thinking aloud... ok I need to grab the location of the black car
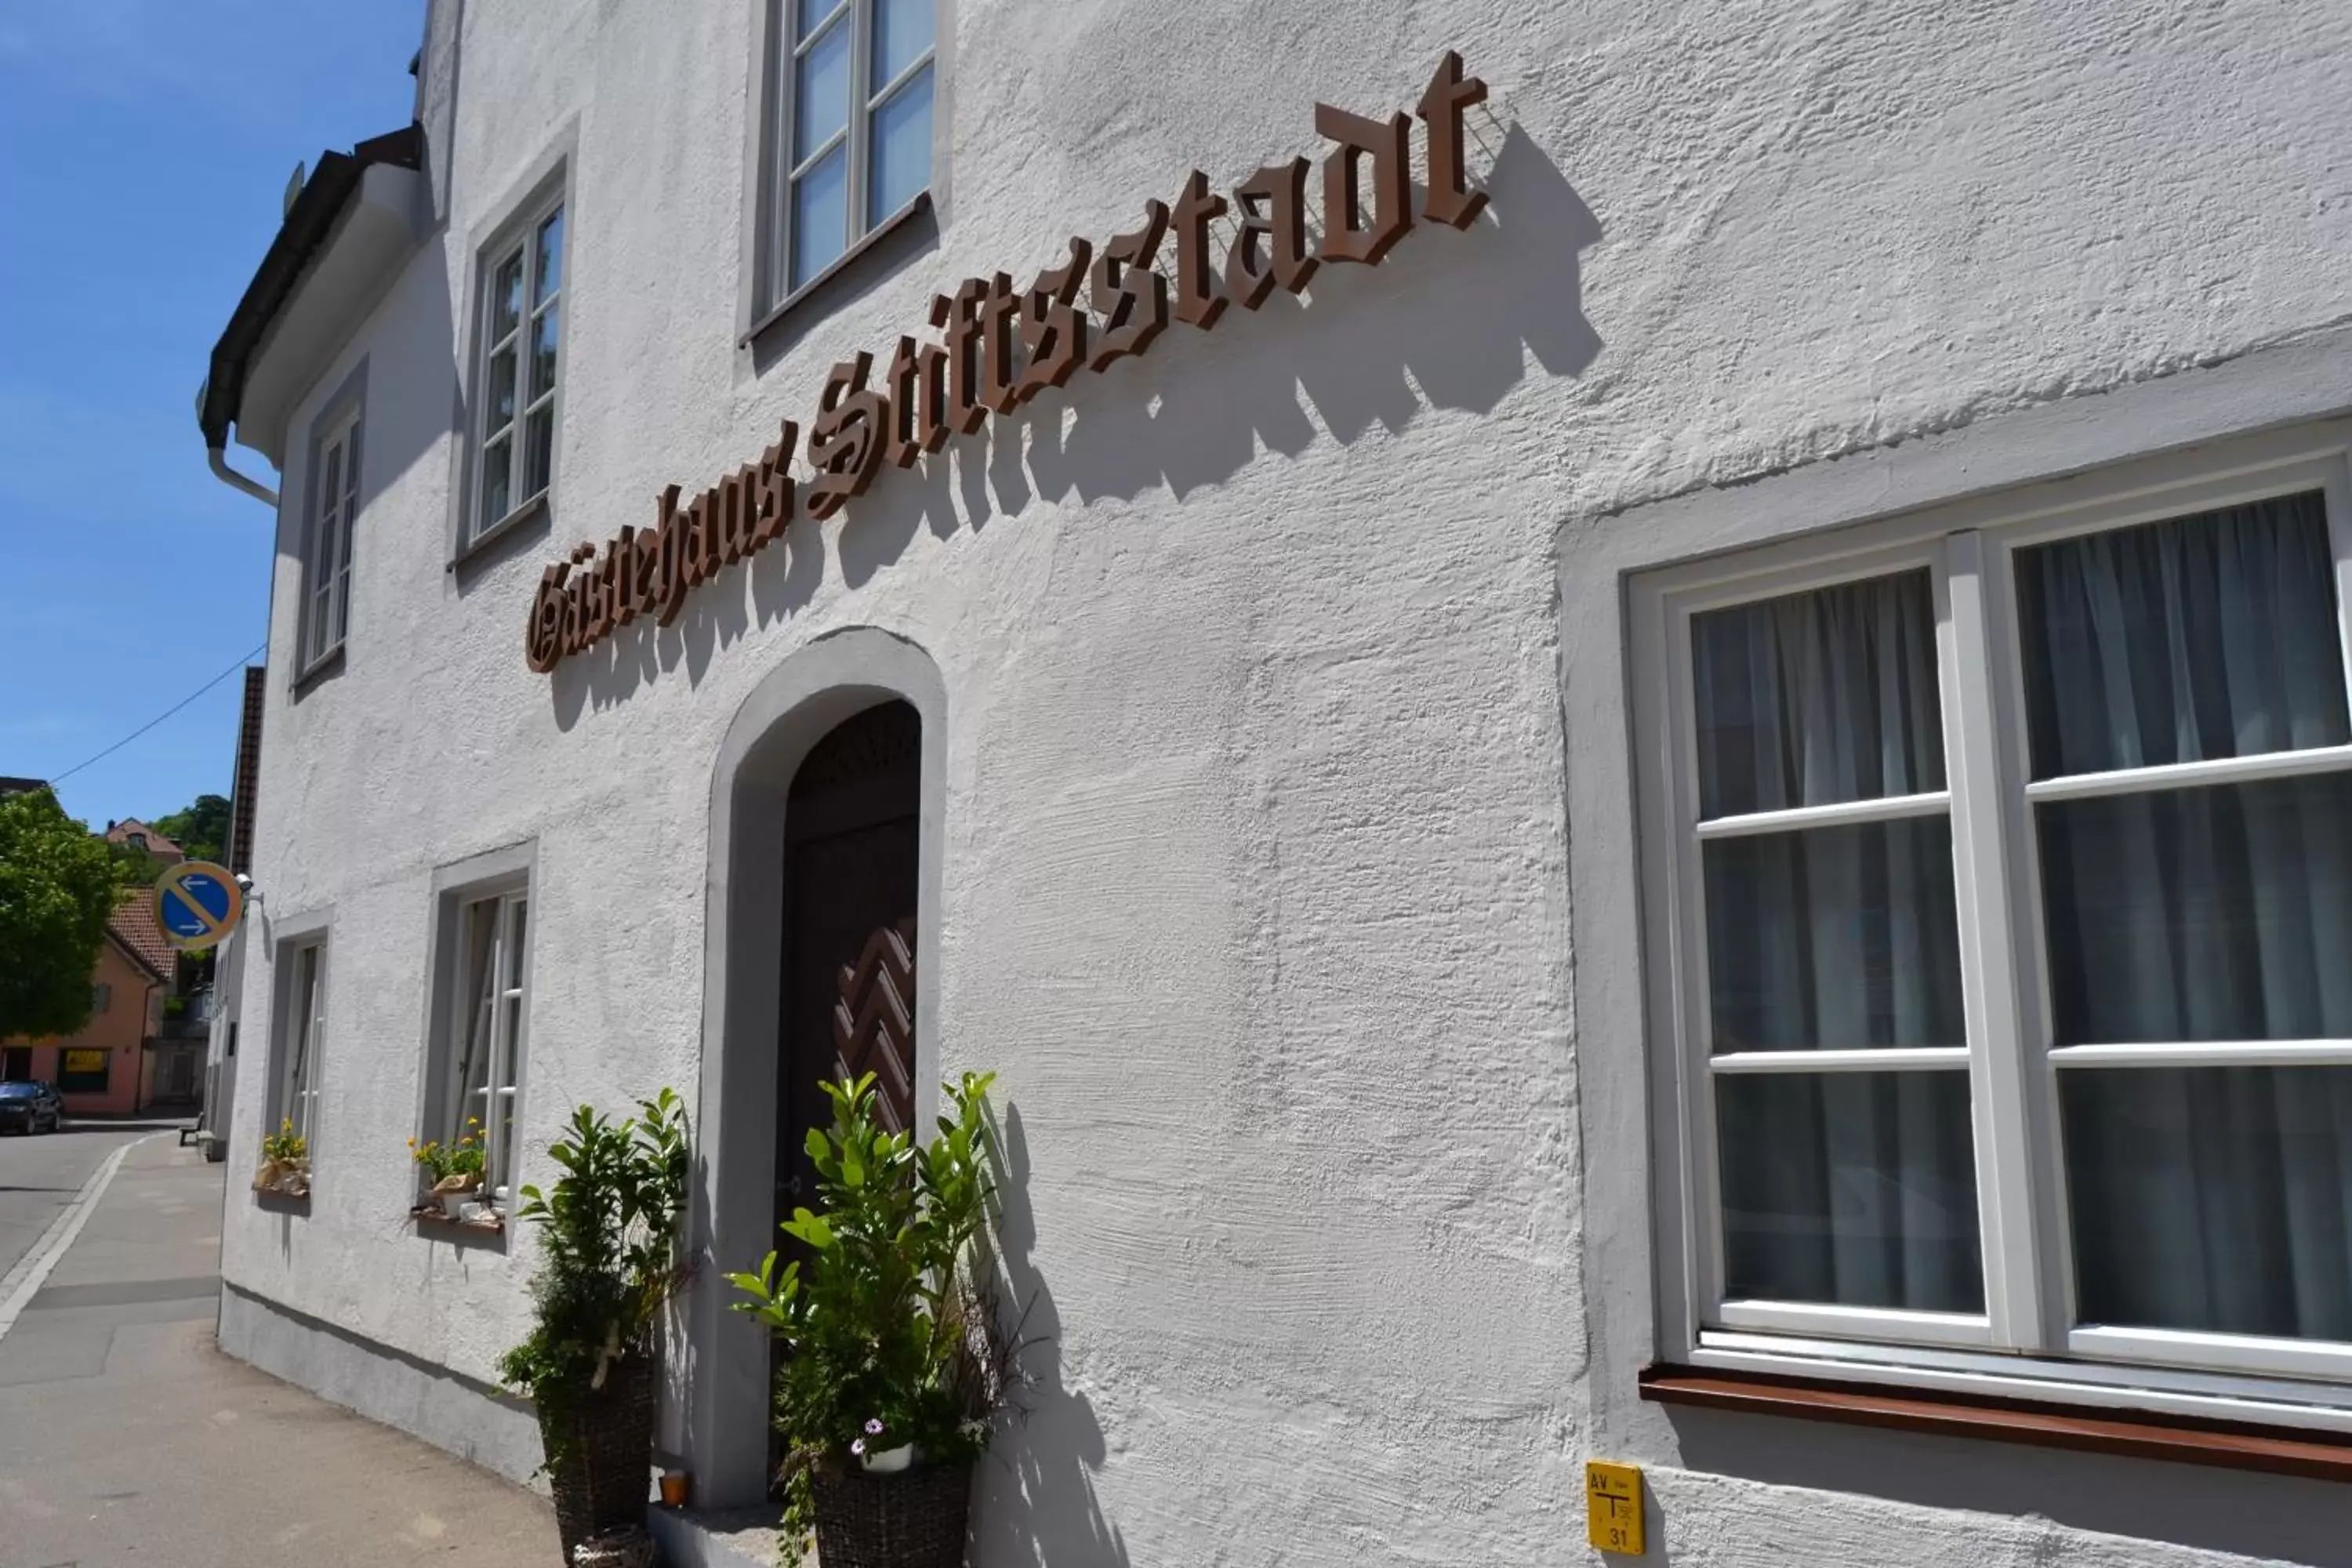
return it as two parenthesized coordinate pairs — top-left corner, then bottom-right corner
(0, 1081), (62, 1134)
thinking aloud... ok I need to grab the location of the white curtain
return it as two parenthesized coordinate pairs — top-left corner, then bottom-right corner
(2020, 492), (2352, 1339)
(1693, 572), (1980, 1312)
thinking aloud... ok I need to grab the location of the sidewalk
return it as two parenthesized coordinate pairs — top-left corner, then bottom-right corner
(0, 1137), (561, 1566)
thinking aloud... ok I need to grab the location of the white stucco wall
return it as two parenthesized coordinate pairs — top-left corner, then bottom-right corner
(219, 1), (2352, 1563)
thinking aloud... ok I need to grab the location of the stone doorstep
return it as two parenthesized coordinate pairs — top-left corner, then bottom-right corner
(648, 1501), (804, 1568)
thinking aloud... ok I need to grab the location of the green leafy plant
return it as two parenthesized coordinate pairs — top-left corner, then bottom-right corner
(261, 1118), (307, 1165)
(408, 1118), (488, 1186)
(728, 1071), (1025, 1540)
(497, 1088), (691, 1454)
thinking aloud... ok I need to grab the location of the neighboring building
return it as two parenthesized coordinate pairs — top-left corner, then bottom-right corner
(0, 777), (46, 799)
(2, 894), (173, 1115)
(104, 818), (186, 866)
(196, 4), (2352, 1565)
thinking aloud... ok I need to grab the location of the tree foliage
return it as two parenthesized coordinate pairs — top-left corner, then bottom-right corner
(0, 789), (130, 1041)
(152, 793), (230, 866)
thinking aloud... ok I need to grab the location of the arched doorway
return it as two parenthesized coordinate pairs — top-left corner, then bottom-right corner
(686, 628), (947, 1509)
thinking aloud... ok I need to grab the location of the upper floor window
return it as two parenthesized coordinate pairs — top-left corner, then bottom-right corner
(1636, 438), (2352, 1408)
(760, 0), (935, 311)
(470, 196), (564, 547)
(301, 408), (361, 670)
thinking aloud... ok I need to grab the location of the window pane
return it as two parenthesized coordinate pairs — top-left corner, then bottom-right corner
(341, 422), (363, 514)
(872, 0), (932, 89)
(482, 434), (513, 525)
(2040, 772), (2352, 1044)
(2016, 492), (2347, 781)
(490, 248), (524, 343)
(797, 0), (845, 35)
(1705, 816), (1965, 1051)
(790, 146), (848, 289)
(794, 13), (851, 158)
(533, 208), (564, 304)
(1693, 570), (1944, 819)
(869, 65), (932, 224)
(2063, 1065), (2352, 1341)
(1718, 1069), (1983, 1312)
(524, 408), (554, 500)
(488, 346), (517, 433)
(530, 307), (560, 401)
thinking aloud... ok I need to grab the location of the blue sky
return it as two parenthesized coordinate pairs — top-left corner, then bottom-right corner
(0, 1), (423, 831)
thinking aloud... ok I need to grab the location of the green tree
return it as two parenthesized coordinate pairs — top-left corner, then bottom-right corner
(152, 793), (230, 866)
(0, 789), (131, 1040)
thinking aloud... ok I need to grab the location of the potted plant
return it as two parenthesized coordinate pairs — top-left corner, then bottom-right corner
(728, 1071), (1022, 1568)
(254, 1118), (309, 1196)
(497, 1089), (690, 1560)
(409, 1119), (488, 1217)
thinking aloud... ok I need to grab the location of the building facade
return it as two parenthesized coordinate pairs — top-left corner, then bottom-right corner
(201, 2), (2352, 1563)
(4, 892), (172, 1116)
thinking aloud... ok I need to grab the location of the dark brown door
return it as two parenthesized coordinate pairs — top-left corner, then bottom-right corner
(775, 700), (921, 1232)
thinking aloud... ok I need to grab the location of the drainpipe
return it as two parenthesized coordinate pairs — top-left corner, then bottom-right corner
(198, 384), (279, 507)
(207, 446), (278, 509)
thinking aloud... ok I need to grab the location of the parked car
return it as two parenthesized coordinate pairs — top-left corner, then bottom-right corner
(0, 1082), (62, 1135)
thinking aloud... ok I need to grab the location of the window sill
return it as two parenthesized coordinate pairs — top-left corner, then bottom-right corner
(408, 1204), (506, 1244)
(448, 492), (549, 575)
(1640, 1363), (2352, 1484)
(742, 192), (934, 352)
(289, 644), (344, 699)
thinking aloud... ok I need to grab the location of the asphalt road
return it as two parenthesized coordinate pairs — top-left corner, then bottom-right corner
(0, 1120), (158, 1285)
(0, 1135), (560, 1566)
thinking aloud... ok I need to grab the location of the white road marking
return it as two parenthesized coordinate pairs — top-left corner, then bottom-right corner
(0, 1133), (169, 1345)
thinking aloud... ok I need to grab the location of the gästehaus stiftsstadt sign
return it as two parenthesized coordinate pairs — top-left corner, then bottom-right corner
(525, 53), (1494, 673)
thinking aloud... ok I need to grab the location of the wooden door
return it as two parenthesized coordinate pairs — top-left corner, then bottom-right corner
(775, 701), (921, 1229)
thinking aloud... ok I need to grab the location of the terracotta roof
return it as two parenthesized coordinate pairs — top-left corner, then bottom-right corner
(107, 819), (185, 862)
(106, 891), (176, 984)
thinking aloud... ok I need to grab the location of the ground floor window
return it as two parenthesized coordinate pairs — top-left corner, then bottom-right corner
(439, 889), (529, 1203)
(1636, 433), (2352, 1399)
(278, 941), (327, 1156)
(58, 1048), (111, 1094)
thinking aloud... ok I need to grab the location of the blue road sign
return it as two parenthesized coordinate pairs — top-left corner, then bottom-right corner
(155, 862), (243, 951)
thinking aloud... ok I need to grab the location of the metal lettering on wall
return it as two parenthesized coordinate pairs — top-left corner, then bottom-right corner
(524, 53), (1491, 673)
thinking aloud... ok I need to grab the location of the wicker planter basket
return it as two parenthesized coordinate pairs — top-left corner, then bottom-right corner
(540, 1354), (657, 1560)
(809, 1458), (971, 1568)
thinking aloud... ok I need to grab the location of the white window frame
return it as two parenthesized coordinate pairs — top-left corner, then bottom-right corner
(758, 0), (936, 314)
(274, 938), (328, 1161)
(436, 887), (530, 1207)
(468, 190), (565, 549)
(301, 407), (361, 671)
(1634, 422), (2352, 1429)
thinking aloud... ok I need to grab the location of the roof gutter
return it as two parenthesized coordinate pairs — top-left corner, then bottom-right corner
(198, 123), (423, 506)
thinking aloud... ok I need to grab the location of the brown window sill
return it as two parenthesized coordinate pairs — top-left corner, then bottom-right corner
(1640, 1364), (2352, 1485)
(408, 1205), (506, 1245)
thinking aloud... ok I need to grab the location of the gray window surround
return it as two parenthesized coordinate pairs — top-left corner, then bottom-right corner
(739, 0), (952, 346)
(1558, 327), (2352, 1474)
(292, 360), (368, 695)
(448, 126), (576, 572)
(414, 839), (538, 1234)
(262, 906), (335, 1189)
